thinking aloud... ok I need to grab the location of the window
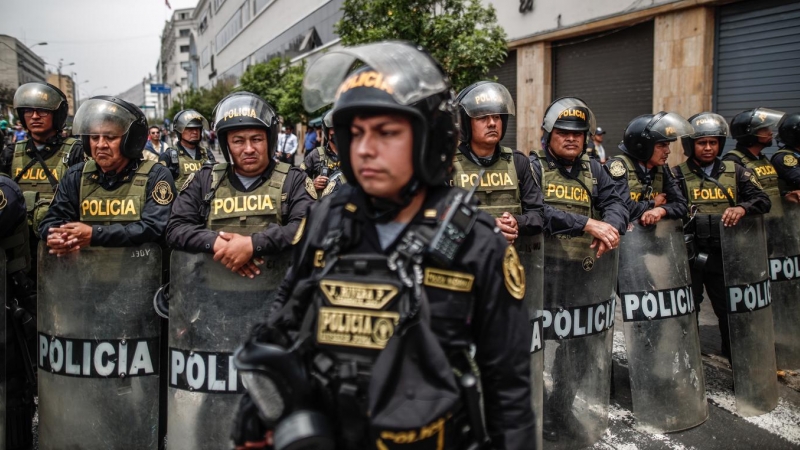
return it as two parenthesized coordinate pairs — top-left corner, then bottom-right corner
(253, 0), (274, 15)
(180, 45), (190, 53)
(179, 12), (188, 20)
(181, 61), (191, 71)
(201, 47), (210, 68)
(215, 6), (243, 50)
(198, 11), (208, 34)
(179, 29), (190, 37)
(214, 0), (226, 11)
(242, 0), (250, 23)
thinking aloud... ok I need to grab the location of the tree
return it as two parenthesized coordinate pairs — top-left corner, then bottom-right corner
(165, 79), (234, 124)
(239, 57), (308, 126)
(335, 0), (507, 92)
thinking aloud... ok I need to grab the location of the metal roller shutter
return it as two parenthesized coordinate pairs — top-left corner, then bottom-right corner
(487, 50), (518, 150)
(553, 21), (654, 157)
(715, 0), (800, 154)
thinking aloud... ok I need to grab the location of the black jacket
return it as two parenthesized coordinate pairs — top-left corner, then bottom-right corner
(771, 147), (800, 192)
(606, 159), (688, 221)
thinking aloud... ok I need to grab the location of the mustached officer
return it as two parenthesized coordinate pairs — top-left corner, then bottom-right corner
(608, 112), (690, 225)
(301, 110), (345, 198)
(772, 113), (800, 202)
(675, 112), (771, 360)
(231, 42), (534, 450)
(451, 81), (543, 243)
(159, 109), (217, 187)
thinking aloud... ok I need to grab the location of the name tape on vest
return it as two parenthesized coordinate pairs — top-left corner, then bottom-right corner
(542, 297), (616, 340)
(692, 187), (734, 202)
(754, 165), (777, 177)
(212, 194), (275, 215)
(545, 183), (590, 203)
(38, 333), (158, 378)
(320, 280), (399, 309)
(621, 286), (695, 322)
(458, 172), (514, 189)
(317, 306), (400, 350)
(183, 161), (202, 173)
(169, 348), (243, 393)
(15, 167), (58, 182)
(81, 198), (138, 217)
(769, 255), (800, 282)
(726, 279), (772, 314)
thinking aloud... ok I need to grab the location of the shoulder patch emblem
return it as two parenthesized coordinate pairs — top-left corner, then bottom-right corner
(292, 217), (306, 245)
(152, 180), (174, 205)
(180, 172), (196, 192)
(0, 188), (6, 210)
(503, 245), (526, 300)
(321, 180), (335, 198)
(608, 160), (626, 178)
(750, 175), (763, 190)
(784, 154), (798, 167)
(304, 177), (318, 200)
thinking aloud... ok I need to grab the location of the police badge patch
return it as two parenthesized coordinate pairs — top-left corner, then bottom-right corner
(503, 246), (525, 300)
(152, 180), (174, 205)
(608, 160), (626, 178)
(304, 177), (318, 199)
(180, 172), (196, 192)
(750, 175), (763, 190)
(784, 154), (798, 167)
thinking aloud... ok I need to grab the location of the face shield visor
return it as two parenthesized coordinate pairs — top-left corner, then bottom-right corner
(72, 98), (137, 138)
(645, 112), (694, 142)
(543, 98), (596, 134)
(459, 82), (515, 118)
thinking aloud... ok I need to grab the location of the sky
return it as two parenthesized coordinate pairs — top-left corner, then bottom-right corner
(0, 0), (199, 99)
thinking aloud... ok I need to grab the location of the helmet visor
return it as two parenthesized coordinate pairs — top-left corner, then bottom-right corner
(176, 110), (209, 133)
(72, 98), (137, 137)
(751, 108), (785, 132)
(302, 41), (450, 112)
(647, 112), (694, 142)
(212, 94), (276, 131)
(543, 98), (596, 134)
(690, 113), (729, 139)
(14, 83), (63, 110)
(459, 82), (515, 118)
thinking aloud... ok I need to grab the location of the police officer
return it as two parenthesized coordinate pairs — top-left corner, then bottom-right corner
(159, 109), (216, 188)
(166, 92), (316, 276)
(772, 112), (800, 202)
(608, 112), (690, 224)
(301, 110), (344, 198)
(232, 42), (534, 450)
(39, 96), (176, 252)
(452, 81), (543, 242)
(723, 107), (785, 200)
(675, 112), (771, 359)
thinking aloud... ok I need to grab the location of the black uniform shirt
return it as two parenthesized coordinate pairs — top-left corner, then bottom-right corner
(38, 160), (176, 246)
(771, 147), (800, 191)
(301, 147), (340, 180)
(166, 162), (315, 257)
(530, 150), (629, 236)
(0, 135), (85, 175)
(0, 175), (26, 238)
(607, 160), (688, 221)
(673, 158), (771, 215)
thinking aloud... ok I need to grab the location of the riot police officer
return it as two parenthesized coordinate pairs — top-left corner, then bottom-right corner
(452, 81), (543, 242)
(772, 112), (800, 201)
(724, 108), (785, 200)
(675, 112), (771, 359)
(159, 109), (216, 188)
(301, 110), (345, 198)
(232, 42), (534, 450)
(608, 112), (690, 224)
(39, 96), (177, 251)
(167, 92), (315, 276)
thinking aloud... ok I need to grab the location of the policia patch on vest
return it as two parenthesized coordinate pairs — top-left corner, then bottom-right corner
(292, 217), (306, 245)
(317, 306), (400, 350)
(503, 246), (525, 300)
(608, 160), (626, 178)
(180, 172), (196, 192)
(0, 189), (6, 210)
(784, 154), (798, 167)
(304, 177), (318, 200)
(152, 181), (174, 205)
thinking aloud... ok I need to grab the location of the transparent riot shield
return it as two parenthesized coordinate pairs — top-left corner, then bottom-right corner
(167, 250), (290, 450)
(1, 251), (6, 450)
(37, 243), (162, 450)
(517, 234), (544, 449)
(619, 220), (707, 433)
(542, 234), (617, 449)
(720, 216), (779, 416)
(765, 199), (800, 369)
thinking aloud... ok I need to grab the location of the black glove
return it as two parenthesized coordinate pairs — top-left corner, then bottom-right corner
(231, 393), (272, 450)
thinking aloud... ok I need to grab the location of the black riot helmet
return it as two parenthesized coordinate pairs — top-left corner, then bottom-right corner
(212, 92), (279, 163)
(321, 109), (336, 151)
(541, 97), (595, 164)
(72, 96), (148, 159)
(455, 81), (515, 144)
(619, 112), (693, 162)
(172, 109), (209, 145)
(681, 112), (729, 157)
(13, 82), (70, 132)
(730, 107), (785, 147)
(777, 113), (800, 149)
(302, 41), (458, 192)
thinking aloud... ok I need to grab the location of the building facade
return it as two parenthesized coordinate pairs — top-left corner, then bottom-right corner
(117, 74), (161, 121)
(46, 73), (76, 117)
(160, 8), (197, 110)
(0, 35), (46, 90)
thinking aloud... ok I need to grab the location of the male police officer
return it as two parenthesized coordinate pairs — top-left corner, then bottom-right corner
(772, 113), (800, 202)
(166, 92), (316, 276)
(675, 112), (771, 359)
(232, 42), (534, 450)
(608, 112), (689, 224)
(724, 108), (785, 200)
(301, 110), (344, 198)
(452, 81), (543, 243)
(159, 109), (216, 188)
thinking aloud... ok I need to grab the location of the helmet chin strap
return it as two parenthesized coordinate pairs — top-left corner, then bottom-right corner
(363, 178), (422, 223)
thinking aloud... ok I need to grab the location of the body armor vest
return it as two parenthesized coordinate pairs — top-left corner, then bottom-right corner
(205, 162), (288, 233)
(774, 148), (800, 193)
(616, 155), (664, 202)
(532, 149), (597, 218)
(12, 139), (77, 195)
(727, 149), (780, 199)
(677, 160), (738, 214)
(0, 173), (31, 274)
(317, 147), (340, 174)
(451, 146), (520, 217)
(171, 145), (213, 187)
(79, 160), (155, 224)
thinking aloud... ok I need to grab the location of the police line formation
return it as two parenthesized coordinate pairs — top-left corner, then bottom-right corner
(1, 41), (799, 450)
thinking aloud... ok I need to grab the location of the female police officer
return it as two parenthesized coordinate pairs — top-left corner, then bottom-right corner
(231, 42), (534, 450)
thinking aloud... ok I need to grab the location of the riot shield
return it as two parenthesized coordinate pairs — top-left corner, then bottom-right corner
(619, 220), (707, 433)
(720, 215), (778, 416)
(517, 234), (544, 449)
(765, 198), (800, 369)
(1, 251), (6, 450)
(542, 234), (617, 449)
(37, 243), (162, 450)
(167, 250), (290, 449)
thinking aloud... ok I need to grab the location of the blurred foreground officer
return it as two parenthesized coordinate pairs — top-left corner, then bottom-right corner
(608, 112), (689, 225)
(39, 96), (176, 252)
(166, 92), (315, 276)
(773, 113), (800, 201)
(301, 110), (345, 198)
(160, 109), (216, 187)
(452, 81), (543, 242)
(675, 112), (770, 359)
(232, 42), (534, 450)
